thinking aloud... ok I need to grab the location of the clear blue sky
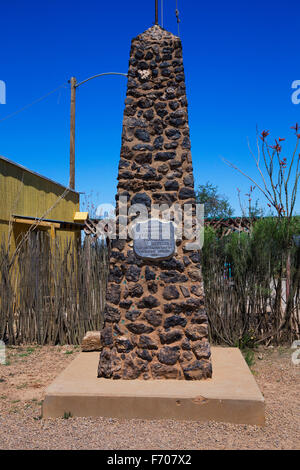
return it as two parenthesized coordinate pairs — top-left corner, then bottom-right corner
(1, 0), (300, 215)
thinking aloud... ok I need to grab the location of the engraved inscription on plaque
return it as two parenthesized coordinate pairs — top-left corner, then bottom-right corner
(133, 219), (175, 260)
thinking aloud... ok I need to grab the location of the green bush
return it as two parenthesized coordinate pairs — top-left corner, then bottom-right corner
(202, 217), (300, 346)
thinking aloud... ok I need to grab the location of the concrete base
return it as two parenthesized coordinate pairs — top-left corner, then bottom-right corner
(43, 347), (265, 425)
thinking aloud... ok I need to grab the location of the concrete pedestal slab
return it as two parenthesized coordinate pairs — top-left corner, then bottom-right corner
(43, 347), (265, 425)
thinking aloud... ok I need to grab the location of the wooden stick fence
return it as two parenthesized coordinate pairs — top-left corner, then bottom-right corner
(0, 233), (108, 345)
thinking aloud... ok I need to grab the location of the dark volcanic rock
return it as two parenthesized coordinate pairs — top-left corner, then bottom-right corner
(164, 315), (187, 329)
(191, 341), (211, 360)
(116, 336), (134, 353)
(106, 284), (121, 305)
(180, 286), (190, 298)
(165, 128), (181, 140)
(135, 152), (152, 164)
(154, 152), (176, 162)
(119, 159), (130, 169)
(161, 258), (184, 272)
(169, 101), (179, 110)
(182, 136), (191, 149)
(137, 98), (153, 109)
(157, 163), (169, 174)
(163, 285), (180, 300)
(151, 363), (178, 379)
(98, 349), (121, 378)
(145, 266), (156, 281)
(138, 335), (159, 350)
(145, 51), (153, 60)
(105, 306), (121, 323)
(137, 295), (160, 309)
(132, 144), (153, 151)
(128, 284), (144, 298)
(189, 251), (201, 263)
(144, 310), (162, 327)
(131, 192), (151, 208)
(152, 192), (177, 204)
(181, 338), (191, 350)
(191, 285), (202, 297)
(160, 271), (188, 284)
(127, 323), (154, 334)
(185, 324), (208, 341)
(134, 49), (144, 60)
(109, 266), (123, 283)
(122, 356), (149, 379)
(125, 309), (142, 321)
(138, 60), (149, 70)
(101, 326), (113, 347)
(134, 128), (151, 142)
(110, 250), (126, 261)
(159, 329), (183, 344)
(136, 349), (153, 361)
(164, 180), (179, 191)
(119, 300), (133, 309)
(156, 108), (168, 118)
(144, 109), (154, 120)
(181, 351), (194, 362)
(164, 142), (178, 149)
(179, 187), (195, 199)
(126, 251), (143, 266)
(161, 68), (171, 77)
(148, 281), (158, 294)
(125, 265), (141, 282)
(182, 360), (212, 380)
(153, 136), (164, 149)
(158, 346), (180, 365)
(191, 311), (207, 324)
(183, 174), (194, 187)
(111, 239), (126, 251)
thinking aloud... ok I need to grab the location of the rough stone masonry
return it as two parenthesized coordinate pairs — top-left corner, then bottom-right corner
(97, 25), (212, 380)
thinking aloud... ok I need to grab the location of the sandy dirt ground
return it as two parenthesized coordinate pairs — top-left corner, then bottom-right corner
(0, 344), (299, 450)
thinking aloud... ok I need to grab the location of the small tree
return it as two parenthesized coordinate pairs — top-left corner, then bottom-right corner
(195, 182), (234, 219)
(237, 186), (264, 219)
(224, 126), (300, 221)
(224, 125), (300, 340)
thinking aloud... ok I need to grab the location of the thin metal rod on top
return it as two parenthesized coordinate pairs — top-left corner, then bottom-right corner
(155, 0), (158, 24)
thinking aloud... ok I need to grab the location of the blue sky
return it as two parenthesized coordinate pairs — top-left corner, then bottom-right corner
(1, 0), (300, 215)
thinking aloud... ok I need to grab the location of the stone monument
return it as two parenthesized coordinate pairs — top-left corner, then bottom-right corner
(98, 24), (212, 380)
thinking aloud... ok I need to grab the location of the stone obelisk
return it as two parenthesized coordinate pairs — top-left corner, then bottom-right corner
(98, 24), (212, 380)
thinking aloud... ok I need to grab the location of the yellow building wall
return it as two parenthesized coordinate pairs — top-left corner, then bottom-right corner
(0, 158), (80, 252)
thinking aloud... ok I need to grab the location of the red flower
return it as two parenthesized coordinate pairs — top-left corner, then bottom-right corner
(278, 138), (285, 142)
(260, 130), (269, 141)
(270, 139), (282, 153)
(291, 123), (299, 133)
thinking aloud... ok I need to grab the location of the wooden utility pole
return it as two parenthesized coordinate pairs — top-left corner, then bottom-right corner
(69, 77), (76, 190)
(68, 73), (126, 190)
(155, 0), (158, 24)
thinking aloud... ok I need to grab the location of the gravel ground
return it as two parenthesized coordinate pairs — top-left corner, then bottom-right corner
(0, 344), (299, 450)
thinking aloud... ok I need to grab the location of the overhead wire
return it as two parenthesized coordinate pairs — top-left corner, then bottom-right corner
(0, 82), (68, 124)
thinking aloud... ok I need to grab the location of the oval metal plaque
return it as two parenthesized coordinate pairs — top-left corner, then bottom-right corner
(133, 219), (175, 260)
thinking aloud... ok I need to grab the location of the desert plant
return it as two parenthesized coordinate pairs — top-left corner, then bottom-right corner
(203, 218), (300, 346)
(243, 349), (255, 368)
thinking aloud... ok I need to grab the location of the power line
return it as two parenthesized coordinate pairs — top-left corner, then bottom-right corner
(0, 82), (68, 124)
